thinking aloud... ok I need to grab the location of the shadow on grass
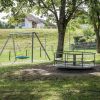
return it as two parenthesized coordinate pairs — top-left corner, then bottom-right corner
(0, 74), (100, 100)
(0, 63), (100, 100)
(0, 93), (41, 100)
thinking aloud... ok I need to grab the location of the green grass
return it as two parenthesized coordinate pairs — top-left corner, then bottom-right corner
(0, 28), (100, 64)
(0, 63), (100, 100)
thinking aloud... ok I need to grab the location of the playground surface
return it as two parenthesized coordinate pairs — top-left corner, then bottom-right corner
(26, 64), (100, 76)
(2, 63), (100, 78)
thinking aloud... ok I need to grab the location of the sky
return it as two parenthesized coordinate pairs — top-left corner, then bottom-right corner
(0, 12), (8, 22)
(0, 12), (44, 23)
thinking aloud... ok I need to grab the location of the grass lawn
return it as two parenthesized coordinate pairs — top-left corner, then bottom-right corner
(0, 63), (100, 100)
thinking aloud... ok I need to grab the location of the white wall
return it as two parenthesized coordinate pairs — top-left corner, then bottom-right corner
(24, 18), (32, 28)
(22, 18), (45, 28)
(37, 23), (45, 28)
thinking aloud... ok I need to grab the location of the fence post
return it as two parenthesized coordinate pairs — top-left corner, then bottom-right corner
(82, 52), (83, 67)
(40, 47), (42, 58)
(9, 51), (11, 61)
(26, 49), (28, 56)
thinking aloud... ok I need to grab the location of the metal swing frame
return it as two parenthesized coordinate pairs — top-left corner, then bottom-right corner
(0, 32), (50, 63)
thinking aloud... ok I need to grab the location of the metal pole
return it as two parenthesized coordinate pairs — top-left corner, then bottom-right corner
(54, 53), (56, 65)
(31, 33), (34, 63)
(69, 31), (70, 50)
(12, 34), (16, 61)
(65, 53), (66, 68)
(44, 33), (46, 58)
(40, 47), (42, 57)
(34, 32), (50, 60)
(94, 53), (95, 67)
(9, 51), (11, 61)
(0, 35), (10, 56)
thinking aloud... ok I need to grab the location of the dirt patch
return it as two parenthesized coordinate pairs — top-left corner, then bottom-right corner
(31, 64), (100, 76)
(2, 64), (100, 81)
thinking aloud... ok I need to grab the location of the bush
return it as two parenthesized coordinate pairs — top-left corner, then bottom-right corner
(74, 36), (83, 43)
(83, 28), (95, 39)
(79, 37), (86, 42)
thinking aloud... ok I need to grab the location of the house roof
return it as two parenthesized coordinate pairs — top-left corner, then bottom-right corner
(26, 14), (44, 24)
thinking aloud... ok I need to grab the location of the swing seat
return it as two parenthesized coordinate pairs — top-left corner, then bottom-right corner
(16, 56), (30, 59)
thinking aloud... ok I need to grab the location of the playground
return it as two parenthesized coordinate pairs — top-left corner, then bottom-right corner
(0, 29), (100, 65)
(0, 29), (100, 100)
(0, 0), (100, 99)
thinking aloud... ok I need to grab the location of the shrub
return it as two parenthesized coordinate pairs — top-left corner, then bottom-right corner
(79, 37), (86, 42)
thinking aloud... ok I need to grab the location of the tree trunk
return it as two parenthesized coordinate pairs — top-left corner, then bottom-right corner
(55, 0), (67, 58)
(56, 24), (66, 58)
(94, 24), (100, 53)
(96, 37), (100, 53)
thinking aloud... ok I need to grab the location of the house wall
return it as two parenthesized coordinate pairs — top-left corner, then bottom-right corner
(22, 18), (45, 28)
(37, 23), (45, 28)
(24, 18), (32, 28)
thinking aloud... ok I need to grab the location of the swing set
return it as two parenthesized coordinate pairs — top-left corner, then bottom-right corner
(0, 32), (50, 62)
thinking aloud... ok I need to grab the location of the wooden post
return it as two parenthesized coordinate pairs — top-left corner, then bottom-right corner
(31, 33), (34, 63)
(26, 49), (28, 56)
(40, 47), (42, 57)
(81, 52), (83, 67)
(9, 51), (11, 61)
(73, 54), (76, 66)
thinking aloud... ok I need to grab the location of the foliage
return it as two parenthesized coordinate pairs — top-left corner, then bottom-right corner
(78, 37), (86, 42)
(0, 21), (15, 29)
(0, 0), (87, 57)
(85, 0), (100, 52)
(83, 27), (95, 41)
(8, 13), (26, 26)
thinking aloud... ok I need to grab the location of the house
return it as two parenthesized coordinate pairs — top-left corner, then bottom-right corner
(16, 14), (57, 29)
(22, 14), (45, 28)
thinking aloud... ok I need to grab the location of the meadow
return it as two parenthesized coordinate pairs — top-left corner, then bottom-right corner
(0, 28), (100, 64)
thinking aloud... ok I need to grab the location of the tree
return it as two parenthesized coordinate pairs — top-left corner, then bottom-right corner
(8, 13), (26, 27)
(0, 0), (85, 57)
(30, 0), (85, 58)
(86, 0), (100, 53)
